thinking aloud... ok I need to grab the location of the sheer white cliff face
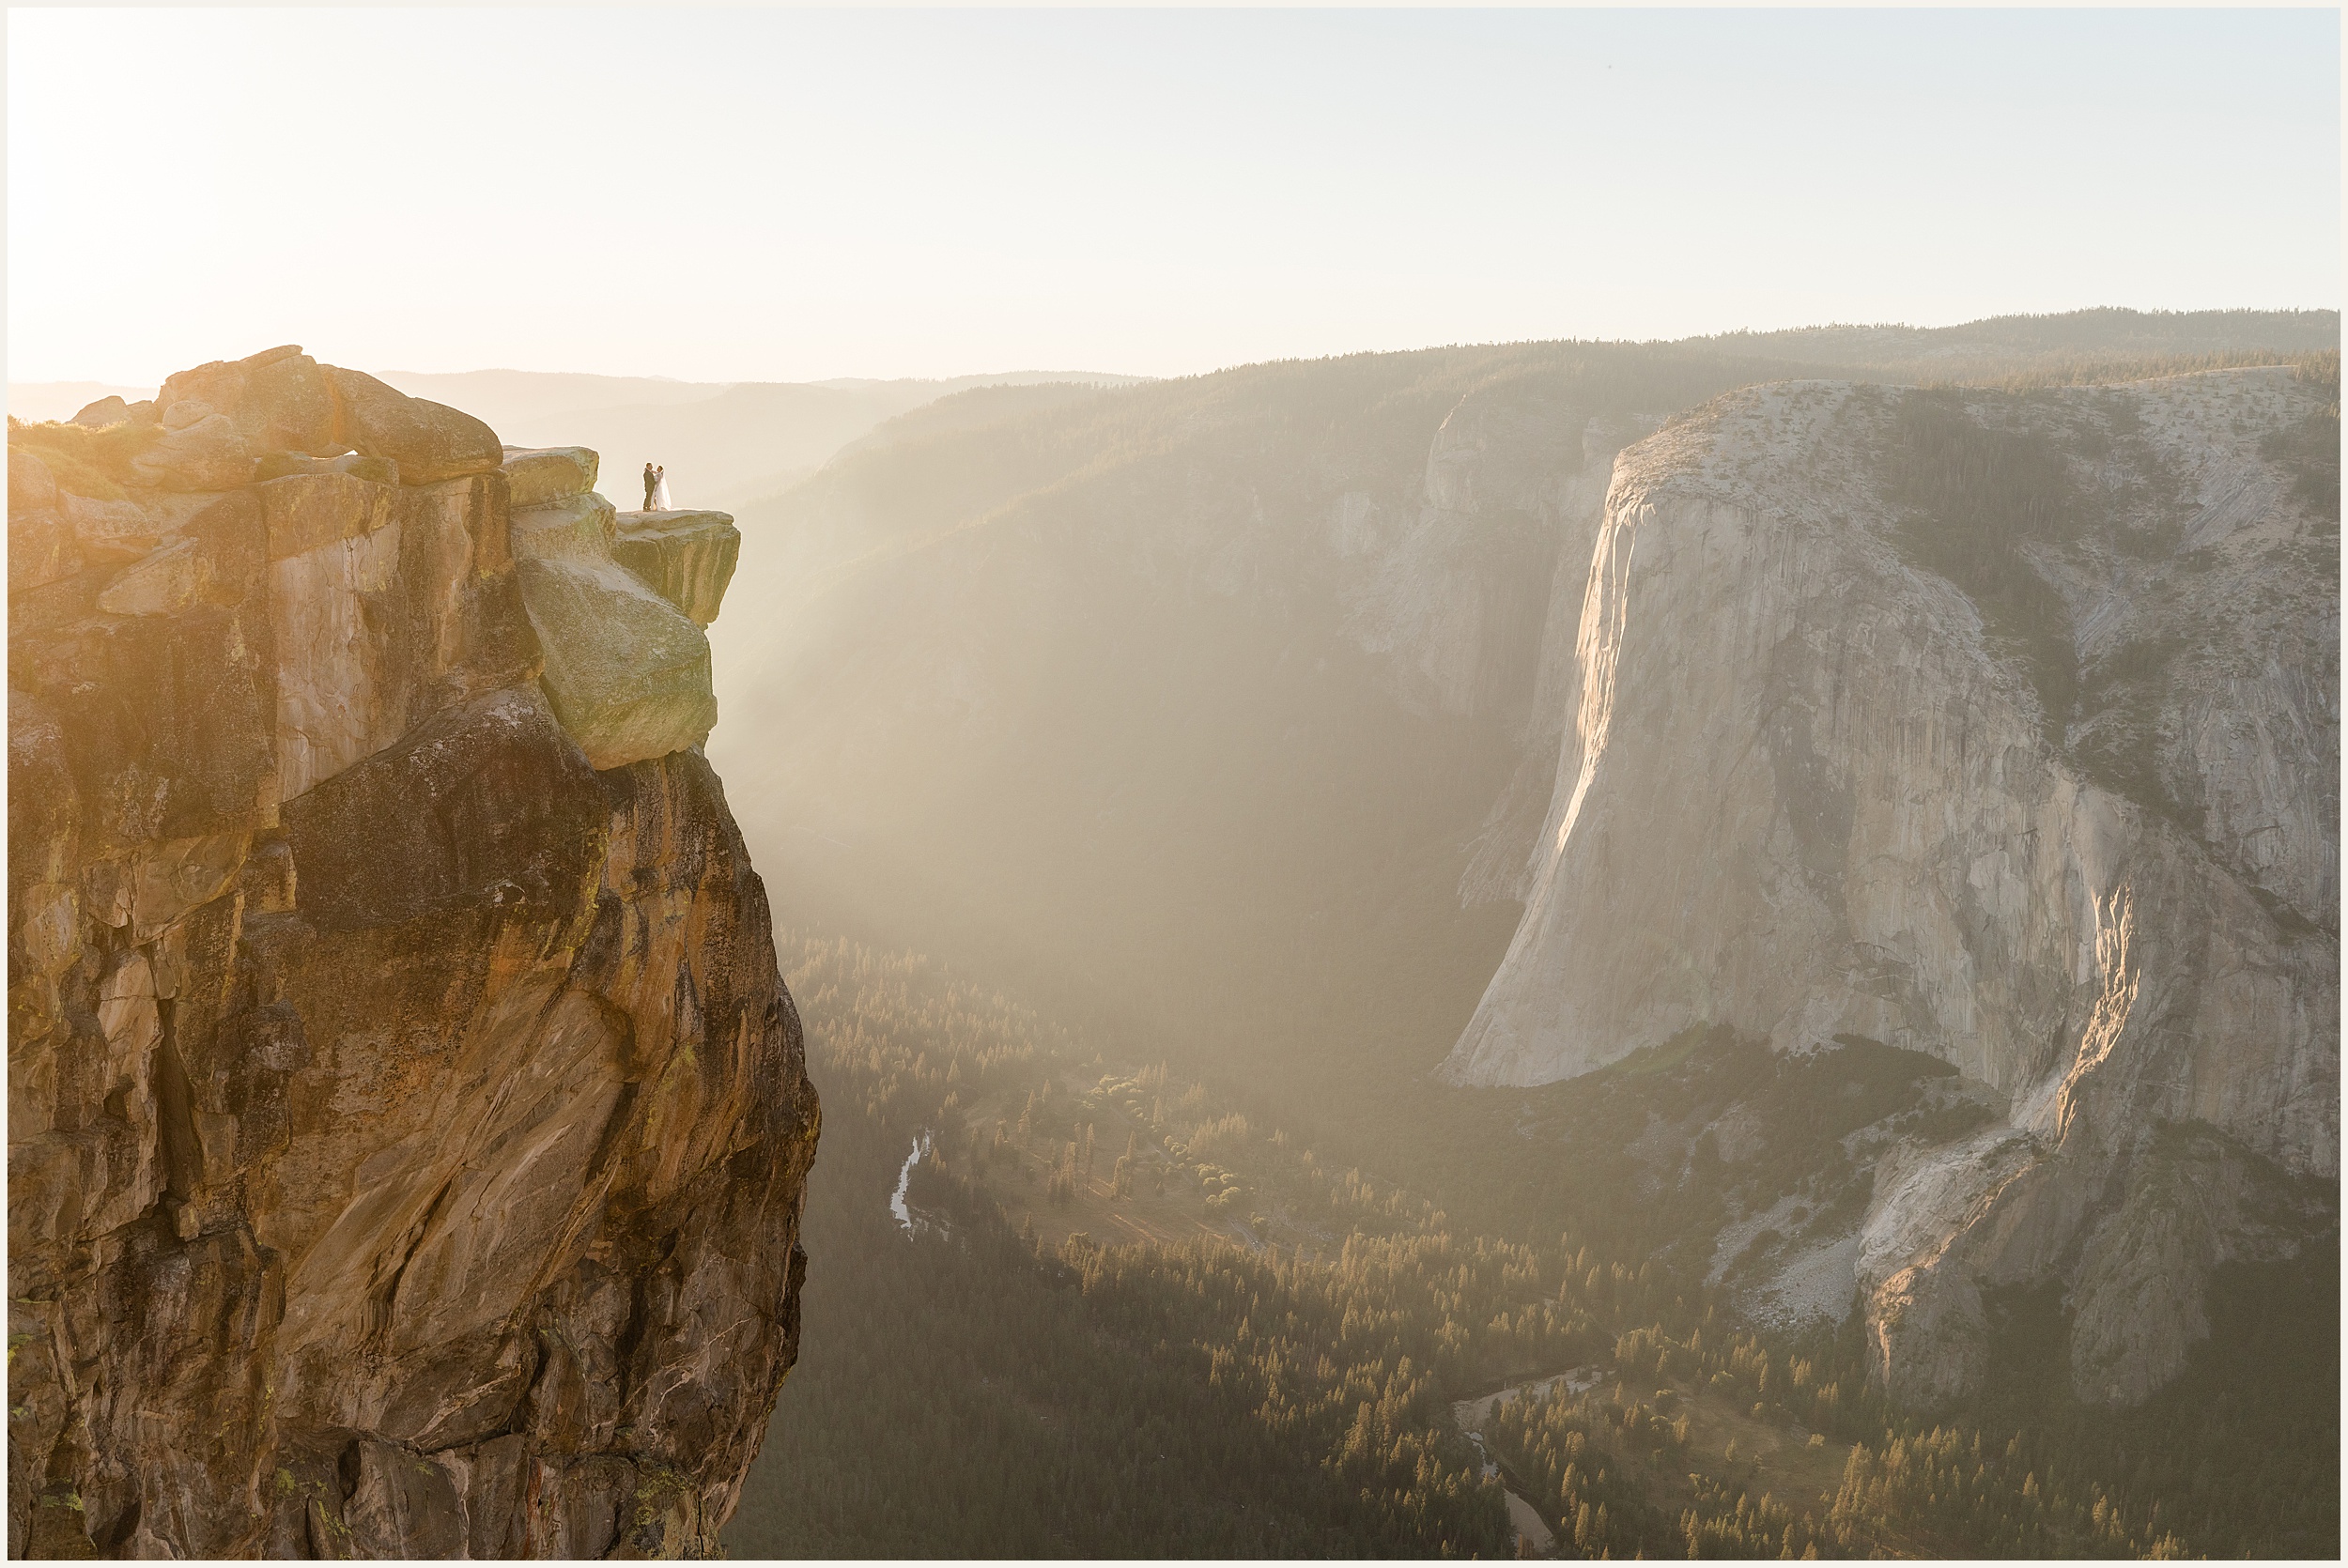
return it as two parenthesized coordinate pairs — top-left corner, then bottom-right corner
(1444, 372), (2339, 1406)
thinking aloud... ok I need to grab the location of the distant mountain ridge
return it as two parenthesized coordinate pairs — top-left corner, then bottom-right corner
(375, 367), (1146, 509)
(700, 306), (2338, 1414)
(9, 366), (1148, 513)
(19, 308), (2329, 499)
(1687, 306), (2338, 361)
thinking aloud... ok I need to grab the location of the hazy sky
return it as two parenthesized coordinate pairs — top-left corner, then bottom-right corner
(9, 7), (2340, 387)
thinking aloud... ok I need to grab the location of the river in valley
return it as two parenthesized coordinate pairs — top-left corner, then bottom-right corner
(889, 1132), (941, 1237)
(1452, 1366), (1607, 1556)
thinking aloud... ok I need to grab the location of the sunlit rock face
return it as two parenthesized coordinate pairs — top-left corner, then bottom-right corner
(500, 445), (600, 512)
(705, 356), (1700, 1117)
(7, 346), (811, 1559)
(506, 484), (722, 773)
(1444, 370), (2339, 1408)
(613, 511), (741, 628)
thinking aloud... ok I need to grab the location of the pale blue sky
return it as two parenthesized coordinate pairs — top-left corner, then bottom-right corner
(9, 7), (2340, 385)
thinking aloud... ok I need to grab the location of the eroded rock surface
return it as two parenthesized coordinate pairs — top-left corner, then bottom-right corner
(8, 350), (816, 1558)
(505, 486), (721, 772)
(613, 511), (741, 627)
(501, 447), (600, 512)
(1444, 370), (2339, 1407)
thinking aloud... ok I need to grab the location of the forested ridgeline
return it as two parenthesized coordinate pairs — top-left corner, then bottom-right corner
(1679, 310), (2338, 389)
(728, 933), (2338, 1559)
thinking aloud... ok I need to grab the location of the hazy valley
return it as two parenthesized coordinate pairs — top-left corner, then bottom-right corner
(12, 3), (2339, 1559)
(695, 308), (2338, 1557)
(8, 309), (2336, 1560)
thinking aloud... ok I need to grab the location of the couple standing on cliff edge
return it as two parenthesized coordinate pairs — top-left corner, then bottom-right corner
(641, 461), (672, 510)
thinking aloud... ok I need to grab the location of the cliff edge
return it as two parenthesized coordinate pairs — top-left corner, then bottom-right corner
(8, 347), (815, 1557)
(1444, 368), (2339, 1408)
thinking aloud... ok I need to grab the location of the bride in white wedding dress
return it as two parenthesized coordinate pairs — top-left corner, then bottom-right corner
(651, 464), (673, 510)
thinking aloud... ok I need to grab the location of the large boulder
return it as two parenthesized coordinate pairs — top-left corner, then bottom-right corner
(158, 346), (340, 457)
(56, 490), (162, 566)
(327, 367), (503, 484)
(237, 352), (341, 453)
(70, 395), (132, 428)
(506, 488), (718, 768)
(130, 405), (255, 491)
(613, 509), (740, 626)
(254, 469), (398, 560)
(514, 555), (717, 770)
(510, 492), (617, 564)
(502, 446), (599, 510)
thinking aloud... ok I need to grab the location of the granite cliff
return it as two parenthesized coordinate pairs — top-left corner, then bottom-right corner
(702, 321), (2332, 1421)
(1444, 367), (2339, 1407)
(8, 347), (814, 1557)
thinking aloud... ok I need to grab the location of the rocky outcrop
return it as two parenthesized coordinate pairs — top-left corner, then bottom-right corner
(613, 511), (741, 627)
(491, 451), (729, 770)
(1443, 369), (2339, 1407)
(502, 447), (600, 511)
(502, 479), (725, 772)
(325, 365), (505, 485)
(8, 349), (814, 1558)
(70, 397), (136, 430)
(515, 555), (718, 772)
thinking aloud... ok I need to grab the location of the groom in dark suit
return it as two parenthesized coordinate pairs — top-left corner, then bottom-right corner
(641, 462), (657, 510)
